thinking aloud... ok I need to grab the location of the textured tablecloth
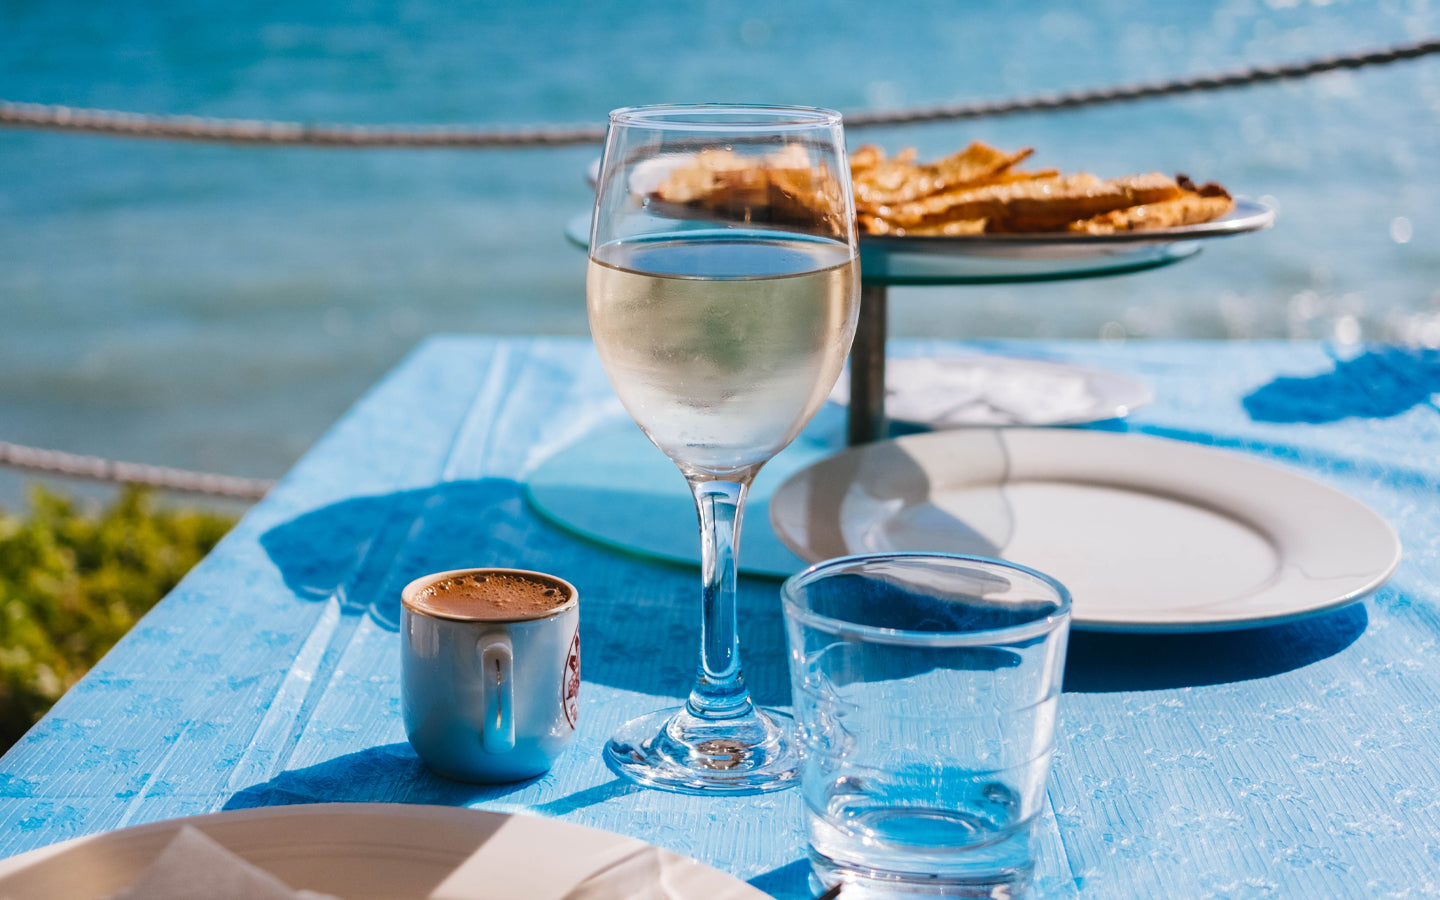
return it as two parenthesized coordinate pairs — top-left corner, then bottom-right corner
(2, 336), (1437, 899)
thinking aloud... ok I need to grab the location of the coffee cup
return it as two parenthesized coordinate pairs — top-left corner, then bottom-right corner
(401, 567), (580, 783)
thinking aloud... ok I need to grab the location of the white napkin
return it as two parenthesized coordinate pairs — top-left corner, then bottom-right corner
(429, 815), (757, 900)
(831, 357), (1101, 426)
(105, 826), (341, 900)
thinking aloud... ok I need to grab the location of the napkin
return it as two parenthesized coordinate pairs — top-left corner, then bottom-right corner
(105, 826), (340, 900)
(831, 357), (1100, 427)
(429, 815), (758, 900)
(561, 845), (692, 900)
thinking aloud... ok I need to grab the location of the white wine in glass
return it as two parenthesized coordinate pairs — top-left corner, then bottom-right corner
(587, 104), (860, 794)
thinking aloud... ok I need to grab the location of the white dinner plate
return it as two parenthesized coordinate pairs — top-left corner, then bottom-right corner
(769, 429), (1401, 632)
(0, 803), (768, 899)
(828, 356), (1153, 427)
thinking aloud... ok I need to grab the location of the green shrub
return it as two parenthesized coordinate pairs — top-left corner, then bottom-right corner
(0, 485), (236, 750)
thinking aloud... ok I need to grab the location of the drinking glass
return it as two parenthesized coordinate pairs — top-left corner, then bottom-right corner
(781, 553), (1071, 895)
(587, 104), (860, 794)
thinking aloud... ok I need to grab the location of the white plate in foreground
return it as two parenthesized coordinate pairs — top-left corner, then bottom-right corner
(0, 803), (768, 900)
(829, 356), (1153, 427)
(769, 429), (1400, 632)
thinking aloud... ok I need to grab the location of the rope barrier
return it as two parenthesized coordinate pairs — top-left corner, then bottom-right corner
(3, 36), (1438, 497)
(844, 37), (1440, 127)
(0, 442), (274, 501)
(3, 37), (1437, 147)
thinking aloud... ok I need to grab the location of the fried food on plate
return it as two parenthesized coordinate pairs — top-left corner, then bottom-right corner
(854, 141), (1035, 207)
(872, 171), (1185, 231)
(1068, 176), (1234, 234)
(651, 141), (1236, 237)
(851, 144), (1233, 235)
(651, 145), (847, 231)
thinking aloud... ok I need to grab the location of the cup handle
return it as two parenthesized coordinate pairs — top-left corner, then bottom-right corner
(478, 632), (515, 754)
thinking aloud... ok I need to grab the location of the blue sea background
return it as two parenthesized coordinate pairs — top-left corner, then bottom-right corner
(2, 0), (1439, 495)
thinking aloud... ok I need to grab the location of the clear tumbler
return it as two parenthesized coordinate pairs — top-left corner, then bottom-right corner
(781, 553), (1071, 897)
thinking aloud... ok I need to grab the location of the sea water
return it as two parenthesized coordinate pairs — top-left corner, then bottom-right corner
(2, 0), (1439, 488)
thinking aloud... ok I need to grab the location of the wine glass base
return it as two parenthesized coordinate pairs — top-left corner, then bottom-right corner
(603, 704), (800, 795)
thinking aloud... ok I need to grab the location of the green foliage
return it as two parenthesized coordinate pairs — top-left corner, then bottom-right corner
(0, 485), (236, 750)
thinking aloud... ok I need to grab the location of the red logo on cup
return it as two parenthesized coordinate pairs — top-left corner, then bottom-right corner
(563, 631), (580, 728)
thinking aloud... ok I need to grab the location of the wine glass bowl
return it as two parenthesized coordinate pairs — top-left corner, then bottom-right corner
(587, 104), (860, 794)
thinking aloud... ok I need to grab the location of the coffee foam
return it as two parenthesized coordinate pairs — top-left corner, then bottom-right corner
(409, 571), (573, 621)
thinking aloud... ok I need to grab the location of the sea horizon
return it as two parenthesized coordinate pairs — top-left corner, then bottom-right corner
(3, 0), (1439, 495)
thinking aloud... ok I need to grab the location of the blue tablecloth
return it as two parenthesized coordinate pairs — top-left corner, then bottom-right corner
(2, 336), (1438, 898)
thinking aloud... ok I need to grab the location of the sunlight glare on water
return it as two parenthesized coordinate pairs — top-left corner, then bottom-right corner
(2, 0), (1438, 482)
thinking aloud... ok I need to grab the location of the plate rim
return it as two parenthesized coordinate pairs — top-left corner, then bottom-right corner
(769, 428), (1401, 633)
(0, 802), (768, 899)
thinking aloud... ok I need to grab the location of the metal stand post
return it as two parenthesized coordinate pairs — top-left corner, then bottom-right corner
(847, 282), (888, 446)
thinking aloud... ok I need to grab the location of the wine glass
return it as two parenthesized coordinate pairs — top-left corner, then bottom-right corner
(587, 104), (860, 794)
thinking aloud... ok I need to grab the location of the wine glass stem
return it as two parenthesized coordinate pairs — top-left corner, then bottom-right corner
(685, 476), (755, 721)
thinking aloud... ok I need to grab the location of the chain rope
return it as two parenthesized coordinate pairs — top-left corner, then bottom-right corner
(0, 442), (275, 501)
(3, 38), (1437, 148)
(3, 36), (1438, 498)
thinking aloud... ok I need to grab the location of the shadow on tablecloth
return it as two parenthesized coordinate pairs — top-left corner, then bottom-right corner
(1244, 346), (1440, 423)
(1064, 600), (1368, 692)
(259, 478), (793, 706)
(221, 742), (518, 809)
